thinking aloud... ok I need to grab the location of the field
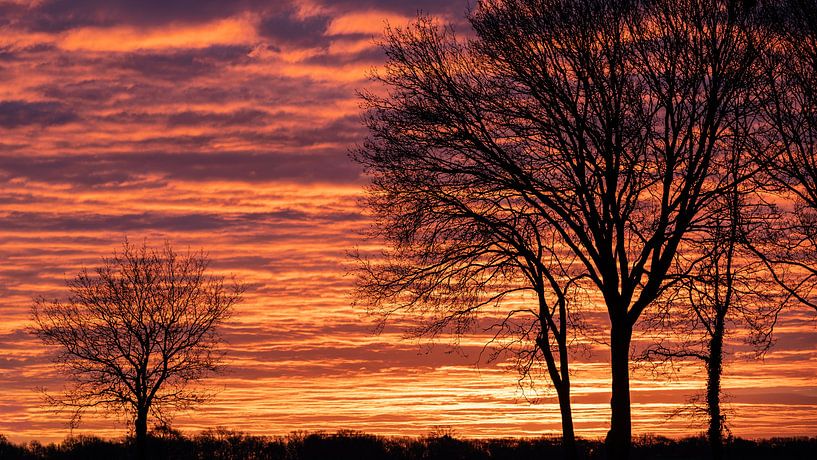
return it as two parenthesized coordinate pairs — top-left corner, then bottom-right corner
(1, 430), (815, 460)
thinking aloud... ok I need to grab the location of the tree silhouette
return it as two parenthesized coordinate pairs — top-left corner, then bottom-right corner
(354, 1), (767, 458)
(354, 173), (586, 460)
(641, 181), (781, 460)
(31, 241), (242, 460)
(758, 0), (817, 311)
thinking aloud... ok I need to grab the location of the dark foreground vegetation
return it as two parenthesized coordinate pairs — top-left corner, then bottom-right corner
(1, 430), (815, 460)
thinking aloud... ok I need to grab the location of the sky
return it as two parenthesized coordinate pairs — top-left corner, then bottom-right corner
(0, 0), (815, 444)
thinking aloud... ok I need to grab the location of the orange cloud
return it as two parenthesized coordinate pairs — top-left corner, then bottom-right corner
(60, 16), (259, 52)
(326, 11), (412, 36)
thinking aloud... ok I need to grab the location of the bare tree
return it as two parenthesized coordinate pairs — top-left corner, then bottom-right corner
(354, 1), (767, 458)
(637, 74), (785, 460)
(758, 0), (817, 310)
(641, 180), (781, 460)
(31, 241), (242, 460)
(354, 177), (585, 460)
(353, 12), (597, 459)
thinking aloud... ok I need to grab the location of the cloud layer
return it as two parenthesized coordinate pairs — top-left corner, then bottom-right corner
(0, 0), (815, 443)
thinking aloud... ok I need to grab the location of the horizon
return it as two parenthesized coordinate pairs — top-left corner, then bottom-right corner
(0, 0), (816, 446)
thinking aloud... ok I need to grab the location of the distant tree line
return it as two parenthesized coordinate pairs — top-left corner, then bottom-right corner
(2, 430), (816, 460)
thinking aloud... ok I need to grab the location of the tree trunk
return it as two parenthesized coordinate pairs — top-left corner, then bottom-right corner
(707, 318), (725, 460)
(135, 409), (148, 460)
(556, 382), (578, 460)
(606, 322), (633, 460)
(537, 333), (578, 460)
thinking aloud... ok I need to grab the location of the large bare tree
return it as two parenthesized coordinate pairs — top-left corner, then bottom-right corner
(32, 241), (242, 460)
(354, 1), (767, 458)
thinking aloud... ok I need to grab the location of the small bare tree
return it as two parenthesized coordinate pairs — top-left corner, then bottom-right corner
(31, 241), (242, 460)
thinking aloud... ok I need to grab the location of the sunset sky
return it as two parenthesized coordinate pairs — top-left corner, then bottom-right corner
(0, 0), (815, 443)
